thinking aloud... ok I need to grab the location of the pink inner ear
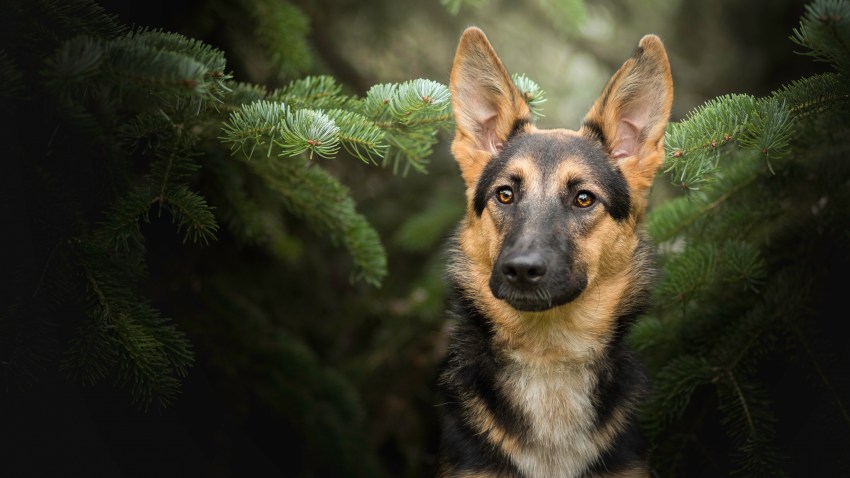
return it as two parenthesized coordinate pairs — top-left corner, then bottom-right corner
(481, 115), (503, 154)
(613, 117), (642, 158)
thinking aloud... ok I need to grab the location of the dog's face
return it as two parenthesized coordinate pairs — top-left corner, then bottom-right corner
(475, 129), (632, 311)
(449, 28), (672, 315)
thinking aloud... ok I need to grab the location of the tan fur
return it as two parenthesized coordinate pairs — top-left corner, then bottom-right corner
(462, 392), (524, 457)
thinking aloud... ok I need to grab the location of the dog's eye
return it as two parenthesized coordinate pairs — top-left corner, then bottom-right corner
(496, 187), (514, 204)
(574, 191), (595, 208)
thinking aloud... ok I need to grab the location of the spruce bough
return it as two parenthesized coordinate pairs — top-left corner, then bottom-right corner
(1, 0), (546, 409)
(636, 1), (850, 475)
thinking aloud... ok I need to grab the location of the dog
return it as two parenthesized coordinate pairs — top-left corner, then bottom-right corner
(434, 27), (673, 478)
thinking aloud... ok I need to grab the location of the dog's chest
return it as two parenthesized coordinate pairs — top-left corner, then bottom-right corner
(502, 360), (600, 478)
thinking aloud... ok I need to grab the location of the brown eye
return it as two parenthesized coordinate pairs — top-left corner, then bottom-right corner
(496, 187), (514, 204)
(575, 191), (595, 208)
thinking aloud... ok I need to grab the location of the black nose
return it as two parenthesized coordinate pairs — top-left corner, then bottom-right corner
(501, 253), (547, 286)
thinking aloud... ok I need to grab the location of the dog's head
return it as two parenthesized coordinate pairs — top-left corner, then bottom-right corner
(449, 28), (672, 315)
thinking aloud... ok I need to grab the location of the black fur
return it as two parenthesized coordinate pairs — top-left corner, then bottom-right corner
(436, 285), (526, 476)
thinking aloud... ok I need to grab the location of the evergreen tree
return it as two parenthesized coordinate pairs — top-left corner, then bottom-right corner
(1, 0), (464, 406)
(634, 0), (850, 475)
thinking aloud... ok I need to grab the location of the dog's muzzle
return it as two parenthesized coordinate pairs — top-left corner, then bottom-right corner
(490, 249), (585, 312)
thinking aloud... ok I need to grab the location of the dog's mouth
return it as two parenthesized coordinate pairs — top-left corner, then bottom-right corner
(490, 281), (584, 312)
(488, 247), (588, 312)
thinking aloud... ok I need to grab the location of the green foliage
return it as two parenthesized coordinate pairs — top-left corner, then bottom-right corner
(663, 94), (791, 190)
(637, 0), (850, 475)
(362, 78), (454, 174)
(792, 0), (850, 75)
(1, 0), (456, 410)
(512, 73), (547, 118)
(222, 75), (453, 175)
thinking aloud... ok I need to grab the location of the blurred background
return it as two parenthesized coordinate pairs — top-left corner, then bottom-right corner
(2, 0), (833, 476)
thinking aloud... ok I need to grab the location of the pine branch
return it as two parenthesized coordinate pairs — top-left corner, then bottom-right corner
(650, 155), (773, 245)
(721, 240), (767, 293)
(41, 35), (107, 97)
(163, 185), (219, 245)
(107, 37), (227, 105)
(97, 185), (153, 254)
(63, 308), (119, 385)
(381, 129), (444, 175)
(222, 77), (458, 175)
(241, 155), (387, 285)
(272, 75), (356, 111)
(127, 28), (229, 83)
(772, 72), (850, 118)
(112, 309), (183, 409)
(41, 27), (234, 116)
(276, 108), (341, 159)
(643, 3), (850, 474)
(220, 99), (287, 159)
(655, 242), (719, 308)
(326, 109), (388, 164)
(643, 307), (782, 475)
(663, 94), (759, 190)
(641, 355), (716, 440)
(62, 245), (194, 409)
(718, 374), (784, 477)
(512, 73), (547, 118)
(96, 155), (217, 251)
(205, 157), (301, 259)
(387, 79), (452, 123)
(362, 79), (453, 175)
(791, 0), (850, 74)
(14, 0), (127, 48)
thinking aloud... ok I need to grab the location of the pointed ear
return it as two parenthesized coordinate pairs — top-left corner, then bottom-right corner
(580, 34), (673, 199)
(450, 27), (531, 188)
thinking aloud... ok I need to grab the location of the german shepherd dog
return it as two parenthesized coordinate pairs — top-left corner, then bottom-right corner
(435, 27), (673, 478)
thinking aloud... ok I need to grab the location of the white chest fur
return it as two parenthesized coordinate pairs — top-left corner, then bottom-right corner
(501, 359), (601, 478)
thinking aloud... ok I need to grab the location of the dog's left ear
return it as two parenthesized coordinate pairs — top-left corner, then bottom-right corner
(581, 34), (673, 202)
(450, 27), (532, 188)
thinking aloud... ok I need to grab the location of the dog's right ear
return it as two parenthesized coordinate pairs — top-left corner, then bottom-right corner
(580, 34), (673, 208)
(450, 27), (531, 188)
